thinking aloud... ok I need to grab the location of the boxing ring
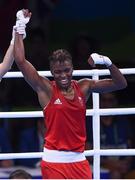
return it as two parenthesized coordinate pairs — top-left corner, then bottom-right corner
(1, 68), (135, 179)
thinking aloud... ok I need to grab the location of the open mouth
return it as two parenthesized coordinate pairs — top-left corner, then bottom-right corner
(60, 79), (69, 85)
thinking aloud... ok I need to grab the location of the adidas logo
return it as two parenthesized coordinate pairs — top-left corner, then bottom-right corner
(54, 98), (62, 104)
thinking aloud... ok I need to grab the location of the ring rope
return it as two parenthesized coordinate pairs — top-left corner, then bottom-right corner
(1, 149), (135, 160)
(0, 108), (135, 118)
(3, 68), (135, 78)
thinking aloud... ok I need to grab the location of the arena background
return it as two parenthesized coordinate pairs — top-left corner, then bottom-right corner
(0, 0), (135, 179)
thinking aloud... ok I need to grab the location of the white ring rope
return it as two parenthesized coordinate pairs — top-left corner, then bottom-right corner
(0, 108), (135, 118)
(1, 68), (135, 179)
(3, 68), (135, 78)
(1, 149), (135, 160)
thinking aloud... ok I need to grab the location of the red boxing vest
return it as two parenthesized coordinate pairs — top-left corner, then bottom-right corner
(43, 80), (86, 152)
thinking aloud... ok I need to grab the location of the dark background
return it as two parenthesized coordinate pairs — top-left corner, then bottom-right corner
(0, 0), (134, 173)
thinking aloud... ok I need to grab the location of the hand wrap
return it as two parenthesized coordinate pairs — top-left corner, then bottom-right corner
(15, 9), (30, 39)
(91, 53), (112, 67)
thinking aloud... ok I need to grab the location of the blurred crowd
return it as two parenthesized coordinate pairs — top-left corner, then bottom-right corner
(0, 0), (135, 179)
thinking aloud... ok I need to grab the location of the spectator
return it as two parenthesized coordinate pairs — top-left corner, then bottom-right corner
(26, 27), (49, 70)
(16, 118), (46, 167)
(9, 169), (32, 179)
(69, 32), (101, 69)
(0, 125), (14, 167)
(88, 92), (133, 179)
(27, 0), (60, 42)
